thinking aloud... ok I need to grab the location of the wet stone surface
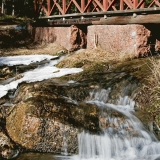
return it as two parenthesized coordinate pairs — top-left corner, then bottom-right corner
(0, 56), (158, 159)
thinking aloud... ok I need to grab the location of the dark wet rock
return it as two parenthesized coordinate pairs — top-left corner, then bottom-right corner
(5, 76), (139, 154)
(5, 77), (141, 154)
(0, 131), (19, 159)
(0, 25), (32, 49)
(57, 50), (66, 56)
(0, 58), (56, 82)
(12, 79), (90, 104)
(1, 57), (149, 155)
(0, 56), (158, 157)
(6, 81), (101, 154)
(6, 100), (99, 154)
(15, 152), (60, 160)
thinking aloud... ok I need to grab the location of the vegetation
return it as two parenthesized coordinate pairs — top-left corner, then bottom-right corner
(145, 0), (153, 4)
(145, 58), (160, 125)
(0, 14), (32, 24)
(58, 47), (160, 127)
(0, 0), (34, 17)
(57, 47), (135, 69)
(0, 0), (159, 129)
(135, 57), (160, 126)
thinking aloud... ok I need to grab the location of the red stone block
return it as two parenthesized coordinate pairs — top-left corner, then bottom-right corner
(87, 25), (151, 57)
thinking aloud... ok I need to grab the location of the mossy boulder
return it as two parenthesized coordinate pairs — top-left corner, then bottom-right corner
(6, 81), (101, 154)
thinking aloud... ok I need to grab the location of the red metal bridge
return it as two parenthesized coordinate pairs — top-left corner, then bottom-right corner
(34, 0), (160, 25)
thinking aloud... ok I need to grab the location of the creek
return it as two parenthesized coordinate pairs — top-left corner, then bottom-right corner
(14, 89), (160, 160)
(0, 55), (160, 160)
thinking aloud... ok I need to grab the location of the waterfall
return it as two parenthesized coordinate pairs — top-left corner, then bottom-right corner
(77, 89), (160, 160)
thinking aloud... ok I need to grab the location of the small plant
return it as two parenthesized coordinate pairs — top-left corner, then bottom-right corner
(140, 57), (160, 126)
(0, 14), (32, 23)
(145, 0), (152, 4)
(0, 14), (16, 20)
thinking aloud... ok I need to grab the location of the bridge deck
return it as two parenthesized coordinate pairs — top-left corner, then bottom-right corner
(34, 0), (160, 26)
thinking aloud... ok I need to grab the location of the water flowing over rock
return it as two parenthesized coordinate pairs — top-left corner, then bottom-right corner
(3, 69), (141, 157)
(5, 81), (101, 154)
(1, 55), (160, 159)
(78, 92), (160, 160)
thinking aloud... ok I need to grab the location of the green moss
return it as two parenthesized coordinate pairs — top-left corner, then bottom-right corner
(73, 59), (91, 68)
(60, 61), (109, 81)
(0, 14), (32, 24)
(60, 57), (153, 84)
(113, 58), (153, 82)
(59, 57), (160, 128)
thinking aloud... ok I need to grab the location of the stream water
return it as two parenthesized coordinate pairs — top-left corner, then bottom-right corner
(77, 90), (160, 160)
(1, 55), (160, 160)
(15, 89), (160, 160)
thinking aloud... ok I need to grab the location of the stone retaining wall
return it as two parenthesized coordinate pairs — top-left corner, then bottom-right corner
(31, 24), (160, 57)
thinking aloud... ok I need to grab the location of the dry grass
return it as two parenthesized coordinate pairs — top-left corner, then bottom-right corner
(149, 58), (160, 86)
(0, 43), (66, 57)
(139, 57), (160, 125)
(57, 46), (135, 69)
(145, 57), (160, 104)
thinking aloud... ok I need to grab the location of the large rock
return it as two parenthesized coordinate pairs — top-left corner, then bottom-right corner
(6, 101), (79, 153)
(87, 25), (151, 57)
(6, 81), (100, 154)
(2, 57), (154, 154)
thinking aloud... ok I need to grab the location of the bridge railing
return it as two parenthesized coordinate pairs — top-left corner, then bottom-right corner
(34, 0), (160, 17)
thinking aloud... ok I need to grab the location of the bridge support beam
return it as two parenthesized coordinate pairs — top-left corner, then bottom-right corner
(92, 14), (160, 25)
(32, 26), (87, 51)
(30, 23), (160, 57)
(87, 25), (151, 57)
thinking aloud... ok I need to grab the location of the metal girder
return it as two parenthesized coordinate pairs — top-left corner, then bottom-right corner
(34, 0), (160, 17)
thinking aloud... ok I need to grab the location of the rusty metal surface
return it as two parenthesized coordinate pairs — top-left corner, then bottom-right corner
(33, 17), (99, 26)
(34, 0), (160, 18)
(92, 14), (160, 25)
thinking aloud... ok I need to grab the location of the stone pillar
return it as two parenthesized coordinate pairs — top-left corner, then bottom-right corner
(87, 25), (151, 57)
(32, 26), (87, 51)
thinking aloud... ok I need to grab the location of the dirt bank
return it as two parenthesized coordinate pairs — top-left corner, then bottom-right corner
(0, 24), (68, 57)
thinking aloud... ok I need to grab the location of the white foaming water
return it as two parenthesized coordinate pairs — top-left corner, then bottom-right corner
(0, 55), (83, 98)
(75, 89), (160, 160)
(0, 55), (57, 66)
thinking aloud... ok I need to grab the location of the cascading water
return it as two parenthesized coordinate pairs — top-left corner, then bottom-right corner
(77, 88), (160, 160)
(3, 55), (160, 160)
